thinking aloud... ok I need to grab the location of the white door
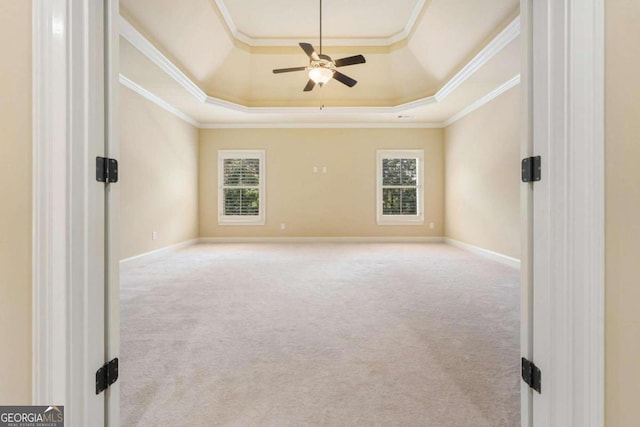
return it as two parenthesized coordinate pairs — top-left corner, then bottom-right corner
(68, 0), (109, 423)
(530, 0), (551, 421)
(528, 0), (605, 426)
(105, 0), (121, 425)
(32, 0), (109, 423)
(62, 0), (118, 423)
(65, 0), (109, 423)
(519, 1), (534, 425)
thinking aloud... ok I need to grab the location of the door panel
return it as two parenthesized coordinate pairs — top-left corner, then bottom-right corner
(105, 0), (121, 425)
(531, 0), (554, 424)
(67, 0), (107, 424)
(520, 1), (534, 426)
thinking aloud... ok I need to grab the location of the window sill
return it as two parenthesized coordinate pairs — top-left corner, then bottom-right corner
(218, 217), (265, 226)
(377, 217), (425, 226)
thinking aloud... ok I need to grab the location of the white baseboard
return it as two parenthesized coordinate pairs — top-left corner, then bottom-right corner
(198, 236), (444, 244)
(120, 237), (447, 266)
(119, 238), (518, 269)
(444, 238), (521, 269)
(119, 239), (200, 267)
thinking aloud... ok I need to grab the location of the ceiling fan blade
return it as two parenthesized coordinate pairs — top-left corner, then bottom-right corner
(299, 43), (320, 61)
(273, 67), (307, 74)
(303, 79), (316, 92)
(332, 71), (357, 88)
(334, 55), (366, 67)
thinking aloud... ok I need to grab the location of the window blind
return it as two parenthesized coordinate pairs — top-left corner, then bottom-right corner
(381, 158), (418, 215)
(222, 158), (260, 216)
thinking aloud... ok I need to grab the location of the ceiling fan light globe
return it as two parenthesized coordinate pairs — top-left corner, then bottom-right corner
(309, 67), (334, 86)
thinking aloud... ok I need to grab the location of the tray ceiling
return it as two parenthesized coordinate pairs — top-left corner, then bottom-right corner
(118, 0), (521, 125)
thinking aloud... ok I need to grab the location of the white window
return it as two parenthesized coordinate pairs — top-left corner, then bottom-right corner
(376, 150), (424, 225)
(218, 150), (265, 225)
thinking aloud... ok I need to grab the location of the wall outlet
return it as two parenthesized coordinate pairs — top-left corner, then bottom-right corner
(280, 223), (286, 230)
(152, 231), (158, 240)
(429, 223), (435, 230)
(322, 166), (327, 174)
(313, 166), (318, 173)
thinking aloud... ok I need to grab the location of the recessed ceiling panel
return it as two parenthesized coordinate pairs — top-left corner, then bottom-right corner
(220, 0), (421, 40)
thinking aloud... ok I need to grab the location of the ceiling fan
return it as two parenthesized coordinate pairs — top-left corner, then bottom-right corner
(272, 0), (366, 91)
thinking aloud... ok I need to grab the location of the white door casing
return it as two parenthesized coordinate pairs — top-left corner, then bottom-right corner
(32, 0), (108, 425)
(529, 0), (605, 426)
(32, 0), (69, 406)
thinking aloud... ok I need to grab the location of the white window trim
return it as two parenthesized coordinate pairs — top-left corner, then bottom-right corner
(376, 150), (425, 226)
(218, 150), (266, 225)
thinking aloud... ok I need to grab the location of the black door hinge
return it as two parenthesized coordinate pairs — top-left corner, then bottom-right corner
(521, 357), (541, 393)
(96, 358), (119, 394)
(96, 157), (119, 183)
(521, 156), (541, 183)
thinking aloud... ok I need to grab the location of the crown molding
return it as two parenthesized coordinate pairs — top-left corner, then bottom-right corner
(118, 70), (521, 130)
(119, 75), (202, 127)
(199, 102), (434, 115)
(119, 14), (520, 115)
(119, 13), (521, 128)
(199, 236), (444, 243)
(118, 72), (446, 128)
(211, 0), (430, 47)
(442, 74), (521, 127)
(117, 74), (447, 128)
(119, 16), (207, 103)
(258, 74), (527, 131)
(199, 122), (444, 129)
(435, 17), (520, 102)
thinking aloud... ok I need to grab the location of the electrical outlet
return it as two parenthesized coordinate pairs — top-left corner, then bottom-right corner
(322, 166), (327, 174)
(429, 223), (435, 230)
(313, 166), (318, 173)
(152, 231), (158, 240)
(280, 223), (286, 230)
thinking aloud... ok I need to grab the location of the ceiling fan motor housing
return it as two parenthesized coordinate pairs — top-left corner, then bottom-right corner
(308, 58), (335, 72)
(307, 59), (335, 86)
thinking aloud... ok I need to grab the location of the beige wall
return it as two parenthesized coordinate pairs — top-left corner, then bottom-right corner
(0, 1), (32, 404)
(119, 86), (199, 260)
(605, 1), (640, 425)
(199, 128), (444, 238)
(444, 87), (521, 259)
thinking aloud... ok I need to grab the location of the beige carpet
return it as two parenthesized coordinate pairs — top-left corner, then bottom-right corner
(120, 243), (520, 426)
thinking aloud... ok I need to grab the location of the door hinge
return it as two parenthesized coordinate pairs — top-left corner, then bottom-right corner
(521, 357), (541, 393)
(521, 156), (541, 183)
(96, 358), (119, 394)
(96, 157), (119, 183)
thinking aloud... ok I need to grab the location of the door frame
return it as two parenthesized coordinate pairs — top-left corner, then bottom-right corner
(525, 0), (605, 425)
(32, 0), (605, 425)
(31, 0), (115, 425)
